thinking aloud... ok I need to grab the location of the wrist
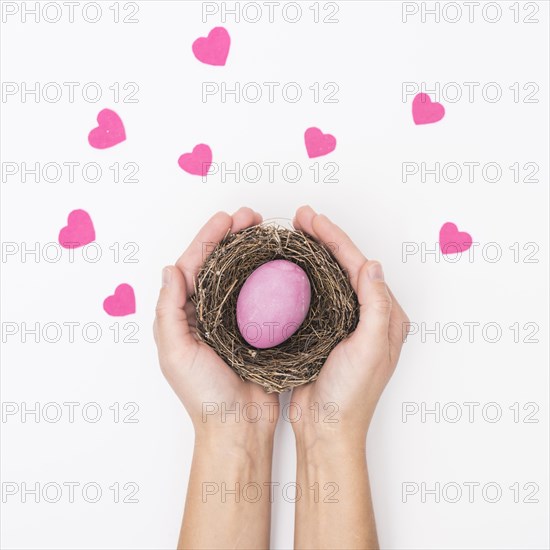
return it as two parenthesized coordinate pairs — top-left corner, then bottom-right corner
(295, 427), (366, 462)
(193, 398), (279, 439)
(293, 414), (367, 455)
(195, 422), (275, 462)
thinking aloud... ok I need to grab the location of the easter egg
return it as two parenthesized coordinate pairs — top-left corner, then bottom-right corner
(236, 259), (311, 349)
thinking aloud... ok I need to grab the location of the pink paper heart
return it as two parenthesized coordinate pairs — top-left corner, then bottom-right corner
(439, 222), (473, 254)
(58, 209), (95, 249)
(88, 109), (126, 149)
(192, 27), (230, 66)
(304, 127), (337, 158)
(413, 93), (445, 125)
(103, 284), (136, 317)
(178, 144), (213, 176)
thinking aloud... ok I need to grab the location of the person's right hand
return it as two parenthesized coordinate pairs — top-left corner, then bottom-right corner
(290, 206), (409, 550)
(290, 205), (410, 448)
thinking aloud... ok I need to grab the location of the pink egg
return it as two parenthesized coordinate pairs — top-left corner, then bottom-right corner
(236, 259), (311, 349)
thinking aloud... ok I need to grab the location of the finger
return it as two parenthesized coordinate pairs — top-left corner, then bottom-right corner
(154, 266), (197, 365)
(295, 206), (408, 320)
(387, 287), (409, 335)
(387, 290), (410, 364)
(294, 206), (363, 288)
(231, 206), (261, 232)
(311, 213), (368, 291)
(176, 211), (232, 295)
(184, 300), (198, 330)
(294, 206), (367, 292)
(293, 205), (317, 235)
(348, 261), (392, 352)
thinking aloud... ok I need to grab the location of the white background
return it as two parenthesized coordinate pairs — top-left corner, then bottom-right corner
(1, 1), (549, 549)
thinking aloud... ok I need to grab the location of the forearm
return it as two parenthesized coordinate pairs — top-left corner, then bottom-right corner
(179, 431), (275, 550)
(294, 435), (378, 550)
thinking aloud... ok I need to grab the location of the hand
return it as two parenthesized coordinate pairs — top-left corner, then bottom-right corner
(291, 206), (409, 550)
(153, 207), (279, 447)
(154, 207), (279, 549)
(291, 205), (410, 448)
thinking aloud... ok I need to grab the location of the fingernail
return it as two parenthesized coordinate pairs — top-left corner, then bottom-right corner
(162, 267), (171, 287)
(368, 263), (384, 281)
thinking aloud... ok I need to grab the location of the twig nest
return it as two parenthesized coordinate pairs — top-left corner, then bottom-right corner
(192, 223), (359, 393)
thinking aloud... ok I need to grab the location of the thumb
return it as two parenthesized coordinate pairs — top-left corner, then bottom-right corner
(348, 261), (392, 352)
(154, 265), (196, 366)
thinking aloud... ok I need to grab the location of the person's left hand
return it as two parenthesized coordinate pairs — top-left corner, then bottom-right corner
(153, 207), (279, 447)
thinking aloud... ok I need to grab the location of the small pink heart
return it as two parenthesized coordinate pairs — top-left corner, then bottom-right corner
(413, 93), (445, 125)
(178, 144), (213, 176)
(192, 27), (230, 66)
(304, 127), (337, 158)
(103, 284), (136, 317)
(439, 222), (473, 254)
(88, 109), (126, 149)
(58, 209), (96, 249)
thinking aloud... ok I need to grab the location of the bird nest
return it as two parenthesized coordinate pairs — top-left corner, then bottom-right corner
(192, 222), (359, 393)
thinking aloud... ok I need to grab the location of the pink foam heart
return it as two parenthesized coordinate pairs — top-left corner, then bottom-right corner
(304, 127), (337, 158)
(103, 284), (136, 317)
(88, 109), (126, 149)
(58, 209), (95, 249)
(192, 27), (230, 66)
(178, 144), (213, 176)
(413, 93), (445, 125)
(439, 222), (473, 254)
